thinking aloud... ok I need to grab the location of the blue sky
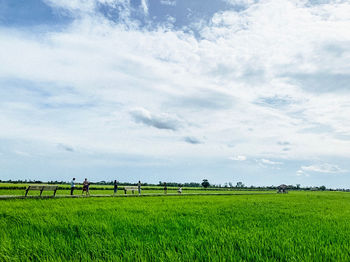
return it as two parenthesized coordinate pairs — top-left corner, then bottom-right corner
(1, 0), (350, 188)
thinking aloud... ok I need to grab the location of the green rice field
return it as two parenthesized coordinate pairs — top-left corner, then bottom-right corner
(1, 190), (350, 261)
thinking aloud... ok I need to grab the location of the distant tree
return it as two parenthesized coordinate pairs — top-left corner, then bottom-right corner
(228, 182), (233, 188)
(236, 182), (245, 188)
(201, 179), (210, 188)
(319, 185), (326, 191)
(296, 184), (301, 189)
(184, 182), (201, 187)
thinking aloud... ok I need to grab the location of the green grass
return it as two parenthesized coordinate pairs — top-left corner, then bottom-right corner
(1, 191), (350, 261)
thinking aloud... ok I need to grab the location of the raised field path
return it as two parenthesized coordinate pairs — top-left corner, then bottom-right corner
(0, 192), (275, 200)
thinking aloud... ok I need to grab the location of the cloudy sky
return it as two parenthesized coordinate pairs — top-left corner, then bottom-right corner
(1, 0), (350, 187)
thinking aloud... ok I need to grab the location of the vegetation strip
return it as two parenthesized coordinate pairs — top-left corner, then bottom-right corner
(2, 192), (350, 261)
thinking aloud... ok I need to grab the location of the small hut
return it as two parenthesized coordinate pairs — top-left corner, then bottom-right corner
(277, 184), (288, 193)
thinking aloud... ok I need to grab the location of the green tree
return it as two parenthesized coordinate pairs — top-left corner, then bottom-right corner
(236, 182), (244, 188)
(201, 179), (210, 188)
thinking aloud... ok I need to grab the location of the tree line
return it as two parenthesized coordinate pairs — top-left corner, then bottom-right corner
(0, 179), (348, 191)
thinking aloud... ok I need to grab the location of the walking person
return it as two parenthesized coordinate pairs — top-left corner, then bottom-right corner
(114, 180), (118, 195)
(138, 180), (141, 195)
(178, 186), (182, 194)
(82, 178), (89, 196)
(70, 178), (76, 196)
(164, 182), (167, 194)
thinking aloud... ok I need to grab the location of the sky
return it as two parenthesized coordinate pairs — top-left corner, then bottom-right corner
(0, 0), (350, 187)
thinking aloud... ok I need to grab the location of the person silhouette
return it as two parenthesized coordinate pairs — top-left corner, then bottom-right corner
(164, 182), (167, 194)
(114, 180), (118, 195)
(138, 181), (141, 195)
(82, 178), (89, 196)
(70, 178), (76, 196)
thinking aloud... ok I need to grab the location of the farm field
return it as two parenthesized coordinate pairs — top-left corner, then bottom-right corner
(1, 191), (350, 261)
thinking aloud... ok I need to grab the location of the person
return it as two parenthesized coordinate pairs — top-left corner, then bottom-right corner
(178, 186), (182, 194)
(86, 180), (90, 195)
(82, 178), (89, 195)
(114, 180), (118, 195)
(70, 178), (76, 196)
(138, 180), (141, 195)
(164, 182), (167, 194)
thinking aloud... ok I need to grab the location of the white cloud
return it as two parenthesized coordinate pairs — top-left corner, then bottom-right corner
(229, 155), (247, 161)
(261, 159), (282, 165)
(160, 0), (176, 6)
(1, 0), (350, 179)
(301, 163), (346, 173)
(43, 0), (97, 13)
(224, 0), (257, 7)
(141, 0), (149, 15)
(296, 169), (309, 177)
